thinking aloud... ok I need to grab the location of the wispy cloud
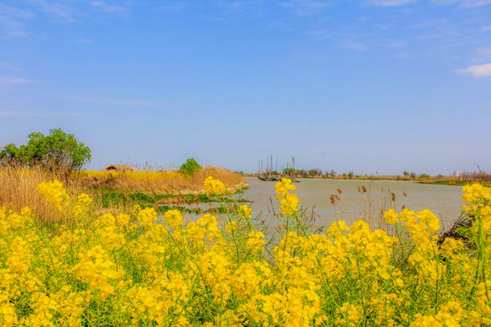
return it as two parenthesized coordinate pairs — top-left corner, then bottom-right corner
(431, 0), (491, 7)
(365, 0), (417, 6)
(89, 1), (129, 15)
(342, 42), (368, 51)
(456, 63), (491, 77)
(21, 0), (131, 22)
(67, 96), (172, 108)
(156, 1), (188, 13)
(24, 0), (75, 22)
(0, 76), (36, 84)
(474, 47), (491, 63)
(0, 4), (34, 38)
(386, 40), (408, 48)
(280, 0), (331, 16)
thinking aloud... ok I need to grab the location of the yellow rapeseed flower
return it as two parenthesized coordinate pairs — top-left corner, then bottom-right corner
(204, 176), (226, 194)
(163, 209), (184, 229)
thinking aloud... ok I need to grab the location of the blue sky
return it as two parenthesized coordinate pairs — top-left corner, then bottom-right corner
(1, 0), (490, 175)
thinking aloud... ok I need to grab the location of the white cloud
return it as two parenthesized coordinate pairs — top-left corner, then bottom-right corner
(21, 0), (131, 22)
(456, 63), (491, 77)
(431, 0), (491, 7)
(89, 1), (128, 15)
(365, 0), (417, 6)
(342, 42), (368, 51)
(24, 0), (75, 22)
(280, 0), (331, 16)
(0, 76), (36, 84)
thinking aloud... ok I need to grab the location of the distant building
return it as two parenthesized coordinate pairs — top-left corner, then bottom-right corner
(106, 165), (134, 172)
(453, 170), (462, 177)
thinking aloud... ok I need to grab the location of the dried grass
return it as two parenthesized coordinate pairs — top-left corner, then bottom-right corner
(0, 167), (85, 223)
(82, 166), (247, 194)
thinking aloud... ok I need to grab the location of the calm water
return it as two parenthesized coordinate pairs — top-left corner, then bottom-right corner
(242, 177), (463, 229)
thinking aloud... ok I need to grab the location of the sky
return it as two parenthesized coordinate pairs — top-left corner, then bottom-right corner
(0, 0), (490, 175)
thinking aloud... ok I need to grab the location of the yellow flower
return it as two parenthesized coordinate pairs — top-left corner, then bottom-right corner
(237, 204), (253, 220)
(137, 207), (157, 227)
(383, 208), (399, 225)
(275, 178), (296, 195)
(163, 209), (184, 229)
(204, 176), (226, 194)
(277, 193), (299, 216)
(37, 180), (70, 212)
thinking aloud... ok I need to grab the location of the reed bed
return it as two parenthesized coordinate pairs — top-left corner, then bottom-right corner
(80, 166), (247, 194)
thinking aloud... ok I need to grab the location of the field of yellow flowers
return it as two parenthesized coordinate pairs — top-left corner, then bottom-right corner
(0, 177), (490, 326)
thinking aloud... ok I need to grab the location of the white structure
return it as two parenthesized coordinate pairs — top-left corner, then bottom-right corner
(453, 170), (462, 177)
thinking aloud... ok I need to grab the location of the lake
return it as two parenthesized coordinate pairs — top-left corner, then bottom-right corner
(242, 177), (463, 230)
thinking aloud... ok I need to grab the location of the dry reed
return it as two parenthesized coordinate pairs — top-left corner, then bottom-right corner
(82, 166), (247, 194)
(0, 167), (86, 223)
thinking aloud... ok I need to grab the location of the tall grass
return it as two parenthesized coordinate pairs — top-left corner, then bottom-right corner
(0, 167), (74, 223)
(81, 166), (247, 194)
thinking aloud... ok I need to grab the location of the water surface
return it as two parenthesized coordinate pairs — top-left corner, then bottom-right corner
(242, 177), (463, 229)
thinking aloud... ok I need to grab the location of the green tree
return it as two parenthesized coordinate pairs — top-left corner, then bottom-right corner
(0, 129), (91, 171)
(0, 143), (22, 165)
(347, 172), (354, 179)
(180, 158), (202, 176)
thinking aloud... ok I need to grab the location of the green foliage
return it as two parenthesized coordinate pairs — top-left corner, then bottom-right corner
(347, 171), (354, 179)
(0, 128), (91, 171)
(179, 158), (202, 176)
(420, 173), (430, 179)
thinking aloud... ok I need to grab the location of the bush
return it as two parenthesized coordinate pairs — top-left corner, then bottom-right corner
(179, 158), (202, 176)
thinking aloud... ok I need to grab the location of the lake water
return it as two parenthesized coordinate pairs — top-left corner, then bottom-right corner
(242, 177), (463, 230)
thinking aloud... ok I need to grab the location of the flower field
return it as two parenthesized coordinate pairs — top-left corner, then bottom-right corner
(0, 178), (490, 326)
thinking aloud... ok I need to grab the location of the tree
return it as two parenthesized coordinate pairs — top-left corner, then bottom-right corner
(403, 171), (409, 177)
(330, 170), (337, 177)
(0, 129), (91, 171)
(180, 158), (201, 176)
(347, 172), (354, 179)
(0, 143), (22, 165)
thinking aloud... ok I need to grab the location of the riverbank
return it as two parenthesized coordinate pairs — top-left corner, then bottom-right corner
(249, 174), (491, 187)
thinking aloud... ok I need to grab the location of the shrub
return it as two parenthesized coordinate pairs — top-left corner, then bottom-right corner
(179, 158), (202, 176)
